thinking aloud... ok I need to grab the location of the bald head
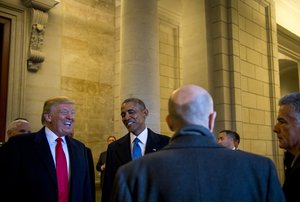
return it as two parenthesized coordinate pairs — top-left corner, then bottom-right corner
(167, 84), (216, 132)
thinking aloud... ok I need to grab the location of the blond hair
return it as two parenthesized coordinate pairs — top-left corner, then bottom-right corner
(41, 96), (75, 124)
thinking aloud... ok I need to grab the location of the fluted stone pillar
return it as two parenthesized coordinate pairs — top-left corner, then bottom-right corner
(120, 0), (160, 132)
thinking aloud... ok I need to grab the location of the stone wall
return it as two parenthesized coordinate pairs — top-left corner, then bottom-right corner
(159, 8), (181, 135)
(206, 0), (283, 180)
(59, 0), (115, 180)
(2, 0), (291, 186)
(1, 0), (116, 183)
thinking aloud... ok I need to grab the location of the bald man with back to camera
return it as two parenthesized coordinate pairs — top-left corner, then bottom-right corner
(111, 84), (284, 202)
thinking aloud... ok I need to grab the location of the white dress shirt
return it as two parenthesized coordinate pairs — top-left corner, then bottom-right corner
(130, 127), (148, 157)
(45, 127), (70, 177)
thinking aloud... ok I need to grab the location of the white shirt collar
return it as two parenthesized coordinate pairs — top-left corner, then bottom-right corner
(130, 127), (148, 145)
(45, 127), (66, 144)
(45, 127), (70, 176)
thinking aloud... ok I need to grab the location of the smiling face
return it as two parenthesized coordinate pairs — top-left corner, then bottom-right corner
(273, 104), (300, 155)
(44, 103), (75, 137)
(120, 101), (148, 136)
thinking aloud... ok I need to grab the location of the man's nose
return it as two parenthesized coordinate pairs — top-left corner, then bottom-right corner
(273, 124), (279, 134)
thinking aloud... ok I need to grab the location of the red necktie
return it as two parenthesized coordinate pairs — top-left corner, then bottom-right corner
(56, 138), (69, 202)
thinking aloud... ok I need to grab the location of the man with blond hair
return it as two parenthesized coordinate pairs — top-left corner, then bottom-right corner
(2, 96), (92, 202)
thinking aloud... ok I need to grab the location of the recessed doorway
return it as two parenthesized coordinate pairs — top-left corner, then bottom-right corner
(0, 16), (11, 142)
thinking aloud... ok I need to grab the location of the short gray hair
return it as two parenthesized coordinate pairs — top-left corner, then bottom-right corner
(7, 119), (29, 131)
(279, 92), (300, 122)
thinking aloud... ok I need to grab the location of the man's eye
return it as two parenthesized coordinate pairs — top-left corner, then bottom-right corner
(277, 118), (286, 124)
(60, 110), (74, 115)
(128, 110), (135, 114)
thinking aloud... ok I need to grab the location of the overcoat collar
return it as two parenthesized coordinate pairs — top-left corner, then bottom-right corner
(165, 125), (220, 149)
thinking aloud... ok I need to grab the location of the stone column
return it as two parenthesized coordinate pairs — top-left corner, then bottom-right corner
(120, 0), (160, 132)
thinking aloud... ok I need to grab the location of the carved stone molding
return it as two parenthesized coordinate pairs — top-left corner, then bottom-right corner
(23, 0), (60, 72)
(27, 9), (47, 72)
(23, 0), (60, 12)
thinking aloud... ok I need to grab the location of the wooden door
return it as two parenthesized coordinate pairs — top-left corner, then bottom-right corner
(0, 17), (11, 142)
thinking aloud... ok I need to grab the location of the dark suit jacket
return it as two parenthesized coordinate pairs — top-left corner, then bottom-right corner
(1, 127), (92, 202)
(111, 125), (285, 202)
(86, 147), (96, 202)
(96, 150), (107, 189)
(283, 153), (300, 202)
(101, 128), (170, 202)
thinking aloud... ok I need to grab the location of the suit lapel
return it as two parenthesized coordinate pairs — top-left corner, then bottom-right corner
(145, 129), (160, 154)
(34, 128), (57, 185)
(117, 134), (132, 162)
(66, 136), (84, 181)
(66, 136), (77, 192)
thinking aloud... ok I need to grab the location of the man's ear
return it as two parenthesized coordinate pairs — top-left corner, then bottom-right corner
(44, 113), (52, 123)
(143, 108), (149, 117)
(208, 111), (217, 132)
(166, 115), (174, 131)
